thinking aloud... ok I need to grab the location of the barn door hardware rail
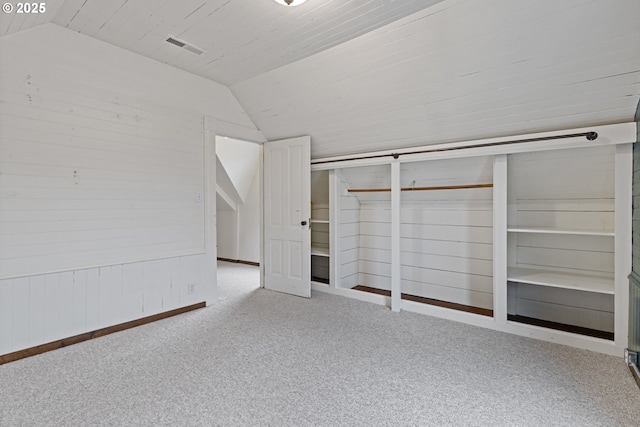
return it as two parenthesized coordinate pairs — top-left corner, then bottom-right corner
(348, 183), (493, 193)
(311, 131), (598, 165)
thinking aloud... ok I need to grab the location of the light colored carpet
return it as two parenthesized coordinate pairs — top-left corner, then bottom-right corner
(1, 261), (639, 426)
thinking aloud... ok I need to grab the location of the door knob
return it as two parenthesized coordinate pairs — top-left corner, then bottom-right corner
(301, 220), (307, 226)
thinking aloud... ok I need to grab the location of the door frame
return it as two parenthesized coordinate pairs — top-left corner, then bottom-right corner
(204, 117), (267, 303)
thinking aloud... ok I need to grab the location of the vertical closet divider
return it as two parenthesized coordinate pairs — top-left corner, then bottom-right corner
(493, 155), (508, 323)
(391, 161), (401, 312)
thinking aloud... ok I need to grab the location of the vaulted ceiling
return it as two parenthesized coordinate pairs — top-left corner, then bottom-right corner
(0, 0), (444, 85)
(1, 0), (639, 158)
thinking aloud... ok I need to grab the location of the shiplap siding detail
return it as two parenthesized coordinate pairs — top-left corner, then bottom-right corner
(507, 146), (616, 332)
(400, 202), (494, 309)
(338, 157), (494, 308)
(357, 203), (392, 291)
(0, 24), (255, 278)
(338, 178), (360, 288)
(232, 0), (640, 159)
(400, 157), (493, 309)
(0, 24), (262, 355)
(340, 165), (391, 291)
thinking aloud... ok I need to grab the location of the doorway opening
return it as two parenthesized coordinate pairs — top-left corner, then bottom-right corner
(215, 135), (261, 295)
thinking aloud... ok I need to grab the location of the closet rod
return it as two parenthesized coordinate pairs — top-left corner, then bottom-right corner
(348, 183), (493, 193)
(311, 131), (598, 165)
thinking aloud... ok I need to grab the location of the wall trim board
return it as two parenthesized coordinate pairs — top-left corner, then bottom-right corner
(0, 302), (205, 365)
(311, 282), (389, 307)
(214, 119), (266, 144)
(352, 285), (493, 317)
(217, 257), (260, 267)
(0, 251), (206, 281)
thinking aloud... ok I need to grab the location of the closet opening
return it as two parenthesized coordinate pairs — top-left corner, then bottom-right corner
(311, 170), (330, 284)
(332, 156), (496, 316)
(505, 145), (617, 341)
(397, 156), (495, 317)
(336, 164), (392, 296)
(309, 123), (633, 355)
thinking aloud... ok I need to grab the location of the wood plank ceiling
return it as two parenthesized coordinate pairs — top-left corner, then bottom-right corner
(1, 0), (639, 158)
(1, 0), (444, 86)
(231, 0), (640, 158)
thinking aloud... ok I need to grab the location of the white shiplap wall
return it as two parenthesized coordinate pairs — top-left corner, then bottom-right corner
(232, 0), (640, 159)
(0, 255), (205, 355)
(339, 157), (494, 308)
(0, 24), (262, 355)
(338, 176), (360, 288)
(507, 145), (616, 331)
(400, 157), (494, 309)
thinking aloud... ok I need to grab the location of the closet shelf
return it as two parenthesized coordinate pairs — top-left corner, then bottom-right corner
(507, 227), (614, 237)
(311, 246), (330, 257)
(507, 267), (614, 294)
(310, 219), (330, 224)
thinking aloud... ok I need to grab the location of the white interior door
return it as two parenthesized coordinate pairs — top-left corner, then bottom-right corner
(263, 136), (311, 298)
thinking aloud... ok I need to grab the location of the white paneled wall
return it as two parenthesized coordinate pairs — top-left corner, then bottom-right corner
(0, 24), (261, 355)
(0, 255), (204, 355)
(339, 156), (494, 309)
(232, 0), (640, 159)
(358, 203), (392, 290)
(507, 145), (617, 332)
(401, 200), (494, 309)
(237, 171), (261, 264)
(216, 210), (238, 260)
(0, 28), (207, 277)
(399, 157), (494, 308)
(338, 178), (360, 288)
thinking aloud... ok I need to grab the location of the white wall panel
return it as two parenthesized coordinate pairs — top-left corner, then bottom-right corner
(232, 0), (640, 159)
(344, 156), (494, 309)
(0, 24), (255, 281)
(216, 210), (238, 260)
(507, 145), (618, 332)
(338, 177), (360, 287)
(0, 29), (206, 278)
(510, 283), (615, 332)
(0, 254), (206, 355)
(237, 171), (261, 264)
(398, 201), (494, 309)
(0, 24), (261, 356)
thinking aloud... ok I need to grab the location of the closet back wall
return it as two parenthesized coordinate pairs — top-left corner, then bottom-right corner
(339, 157), (493, 310)
(400, 157), (494, 310)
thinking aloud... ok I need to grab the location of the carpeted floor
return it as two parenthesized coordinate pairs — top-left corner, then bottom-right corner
(1, 261), (639, 426)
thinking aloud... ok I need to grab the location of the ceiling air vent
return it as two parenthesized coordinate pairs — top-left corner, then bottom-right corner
(166, 35), (205, 55)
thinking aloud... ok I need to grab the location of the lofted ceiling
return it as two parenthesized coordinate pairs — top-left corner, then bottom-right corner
(1, 0), (639, 159)
(0, 0), (444, 86)
(231, 0), (640, 158)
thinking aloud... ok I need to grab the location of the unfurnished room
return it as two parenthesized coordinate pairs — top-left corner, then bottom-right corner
(1, 0), (640, 425)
